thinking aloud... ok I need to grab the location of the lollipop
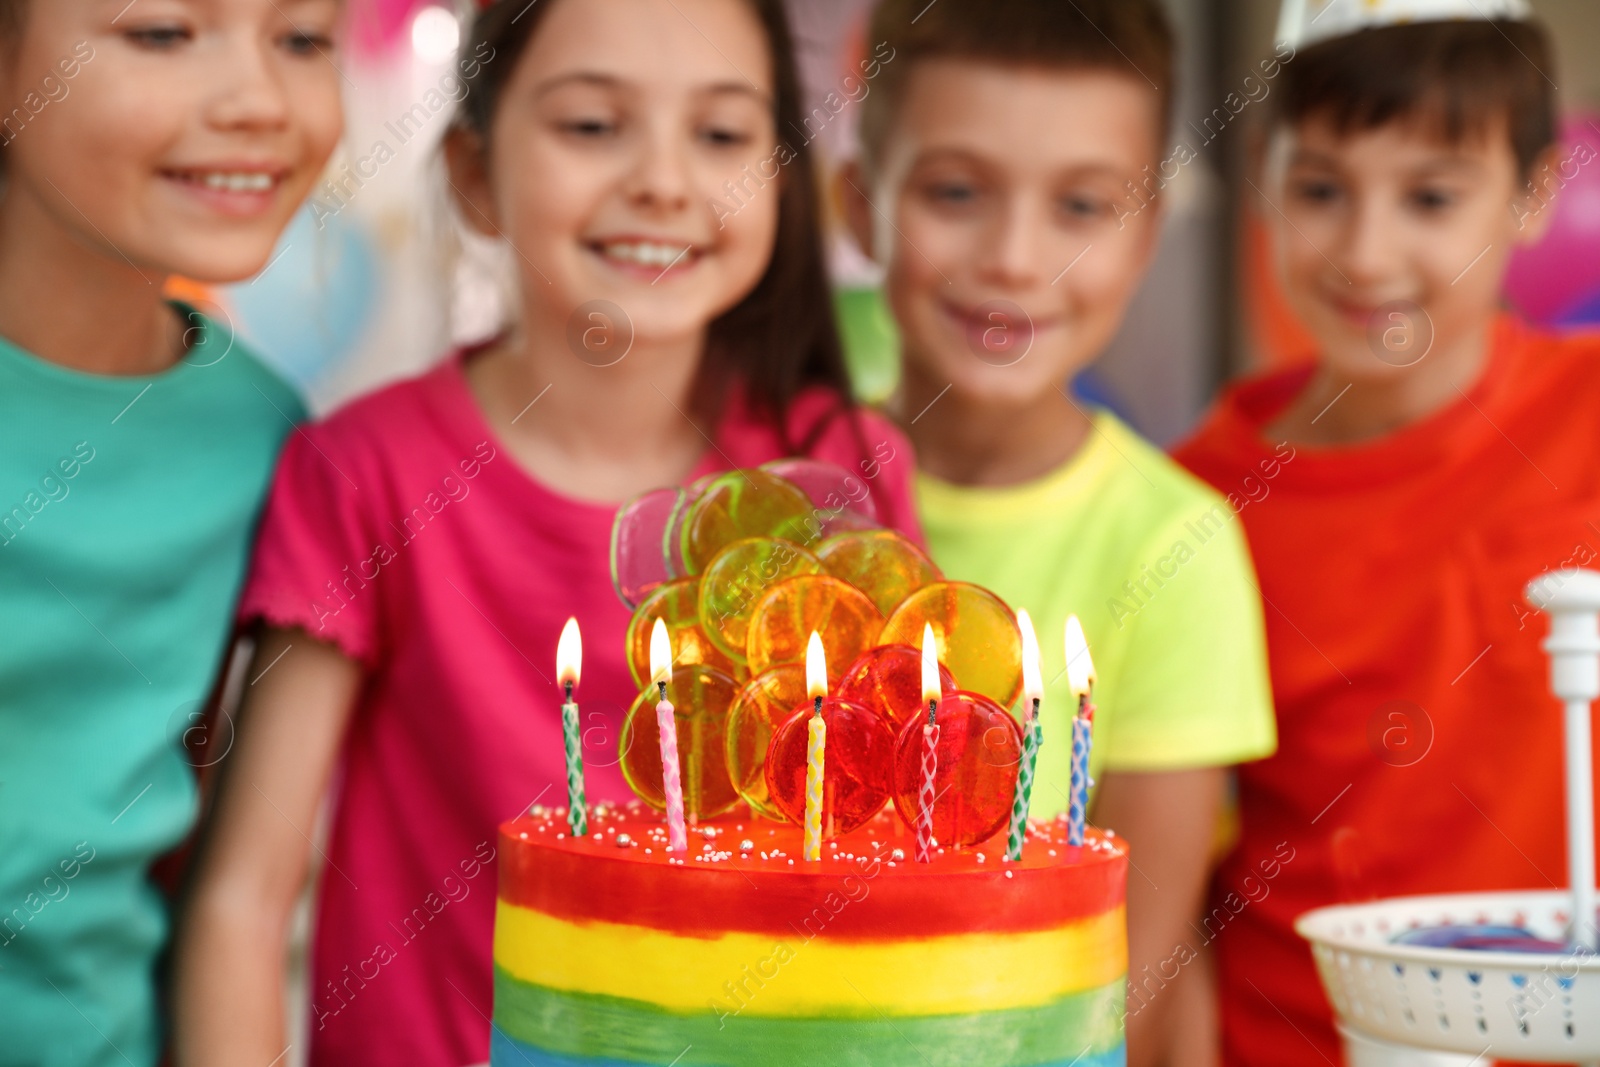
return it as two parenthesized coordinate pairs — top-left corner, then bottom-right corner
(610, 487), (681, 606)
(765, 697), (894, 838)
(837, 644), (958, 729)
(817, 529), (942, 616)
(880, 582), (1023, 711)
(619, 664), (743, 819)
(624, 579), (738, 688)
(760, 457), (879, 534)
(679, 469), (814, 576)
(725, 665), (807, 821)
(891, 690), (1022, 849)
(745, 574), (884, 676)
(698, 537), (821, 661)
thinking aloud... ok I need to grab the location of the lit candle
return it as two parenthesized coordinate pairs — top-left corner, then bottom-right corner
(1005, 609), (1044, 861)
(803, 632), (827, 863)
(556, 617), (587, 837)
(917, 623), (941, 864)
(1065, 615), (1097, 847)
(650, 618), (688, 853)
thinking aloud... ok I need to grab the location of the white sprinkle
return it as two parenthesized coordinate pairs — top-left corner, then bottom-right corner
(740, 839), (754, 851)
(616, 833), (632, 848)
(890, 848), (905, 862)
(976, 853), (986, 863)
(556, 833), (565, 840)
(787, 859), (794, 865)
(1005, 870), (1014, 879)
(519, 831), (528, 840)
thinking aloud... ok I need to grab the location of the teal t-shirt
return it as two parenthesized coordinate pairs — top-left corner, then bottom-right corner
(0, 307), (303, 1067)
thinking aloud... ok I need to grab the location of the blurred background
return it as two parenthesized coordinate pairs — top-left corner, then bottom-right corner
(216, 0), (1600, 457)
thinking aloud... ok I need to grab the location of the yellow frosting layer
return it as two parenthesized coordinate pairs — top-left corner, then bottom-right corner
(494, 900), (1127, 1016)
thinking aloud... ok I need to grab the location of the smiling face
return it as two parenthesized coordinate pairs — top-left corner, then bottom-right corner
(0, 0), (345, 283)
(1264, 113), (1549, 381)
(451, 0), (780, 348)
(852, 61), (1163, 409)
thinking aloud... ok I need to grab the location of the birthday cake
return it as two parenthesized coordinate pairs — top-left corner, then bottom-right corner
(489, 462), (1129, 1066)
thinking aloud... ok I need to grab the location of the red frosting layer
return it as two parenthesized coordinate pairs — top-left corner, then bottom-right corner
(499, 803), (1127, 940)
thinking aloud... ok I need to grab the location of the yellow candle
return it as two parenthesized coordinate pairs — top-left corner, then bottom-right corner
(803, 631), (827, 862)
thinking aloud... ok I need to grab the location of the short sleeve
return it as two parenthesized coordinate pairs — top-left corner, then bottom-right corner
(1099, 507), (1278, 770)
(238, 427), (384, 667)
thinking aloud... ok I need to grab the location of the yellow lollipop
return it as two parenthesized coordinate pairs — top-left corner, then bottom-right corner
(698, 537), (821, 662)
(745, 574), (884, 677)
(817, 529), (942, 616)
(879, 581), (1023, 712)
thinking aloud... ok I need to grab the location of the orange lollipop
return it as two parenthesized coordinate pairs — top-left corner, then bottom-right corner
(625, 579), (738, 688)
(724, 665), (807, 821)
(619, 664), (743, 819)
(698, 537), (821, 662)
(880, 581), (1023, 712)
(745, 574), (884, 676)
(817, 529), (942, 616)
(680, 469), (815, 576)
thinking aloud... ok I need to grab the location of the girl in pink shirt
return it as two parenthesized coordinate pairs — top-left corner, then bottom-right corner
(173, 2), (918, 1065)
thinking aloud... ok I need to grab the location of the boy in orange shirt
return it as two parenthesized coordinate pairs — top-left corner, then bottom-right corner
(1176, 1), (1600, 1064)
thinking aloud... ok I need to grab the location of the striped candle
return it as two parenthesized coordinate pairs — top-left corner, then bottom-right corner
(556, 618), (587, 837)
(1068, 710), (1090, 847)
(917, 722), (939, 862)
(657, 693), (688, 852)
(1006, 707), (1041, 861)
(804, 711), (826, 861)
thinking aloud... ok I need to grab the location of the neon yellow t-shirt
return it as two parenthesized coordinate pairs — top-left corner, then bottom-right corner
(915, 410), (1277, 819)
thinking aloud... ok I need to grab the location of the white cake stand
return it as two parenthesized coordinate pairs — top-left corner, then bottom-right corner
(1297, 569), (1600, 1064)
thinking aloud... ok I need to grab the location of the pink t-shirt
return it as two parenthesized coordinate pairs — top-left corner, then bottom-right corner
(238, 353), (920, 1067)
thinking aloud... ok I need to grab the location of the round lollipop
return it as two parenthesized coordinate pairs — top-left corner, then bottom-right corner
(610, 487), (681, 606)
(662, 474), (717, 579)
(725, 665), (807, 821)
(818, 529), (942, 616)
(765, 697), (894, 838)
(680, 469), (815, 576)
(880, 582), (1023, 711)
(891, 690), (1022, 849)
(837, 644), (958, 729)
(698, 538), (821, 661)
(625, 579), (738, 688)
(760, 457), (879, 532)
(746, 574), (884, 676)
(620, 664), (743, 819)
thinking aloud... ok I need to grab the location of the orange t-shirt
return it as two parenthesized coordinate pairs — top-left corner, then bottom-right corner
(1175, 315), (1600, 1067)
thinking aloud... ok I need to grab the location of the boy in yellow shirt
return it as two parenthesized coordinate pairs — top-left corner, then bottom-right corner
(842, 2), (1278, 1062)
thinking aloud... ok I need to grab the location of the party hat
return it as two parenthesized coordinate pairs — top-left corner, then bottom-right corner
(1278, 0), (1533, 51)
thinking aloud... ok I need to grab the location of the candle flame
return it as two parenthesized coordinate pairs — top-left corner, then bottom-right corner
(920, 622), (940, 706)
(1018, 609), (1042, 703)
(649, 618), (672, 686)
(556, 617), (582, 688)
(1064, 614), (1095, 697)
(805, 631), (828, 700)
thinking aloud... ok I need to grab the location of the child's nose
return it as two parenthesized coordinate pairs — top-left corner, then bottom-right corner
(624, 124), (694, 215)
(204, 34), (293, 131)
(976, 196), (1046, 288)
(1334, 197), (1403, 286)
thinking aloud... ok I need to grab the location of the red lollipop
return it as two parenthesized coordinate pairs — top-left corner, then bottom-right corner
(765, 698), (893, 838)
(838, 645), (957, 729)
(892, 691), (1022, 849)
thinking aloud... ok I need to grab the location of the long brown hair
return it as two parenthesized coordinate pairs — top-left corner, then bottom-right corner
(452, 0), (856, 450)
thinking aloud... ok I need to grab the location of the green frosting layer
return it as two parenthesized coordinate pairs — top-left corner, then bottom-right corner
(494, 968), (1125, 1067)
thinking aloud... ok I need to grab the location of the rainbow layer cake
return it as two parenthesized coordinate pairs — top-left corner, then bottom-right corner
(491, 804), (1128, 1067)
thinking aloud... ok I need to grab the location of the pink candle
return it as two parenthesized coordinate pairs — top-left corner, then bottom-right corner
(916, 624), (940, 863)
(650, 618), (688, 853)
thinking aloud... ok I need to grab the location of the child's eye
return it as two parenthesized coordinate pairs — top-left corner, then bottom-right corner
(125, 24), (193, 50)
(560, 118), (617, 138)
(1408, 187), (1457, 213)
(280, 30), (337, 57)
(1059, 194), (1112, 221)
(1290, 178), (1342, 204)
(925, 181), (978, 205)
(700, 125), (753, 148)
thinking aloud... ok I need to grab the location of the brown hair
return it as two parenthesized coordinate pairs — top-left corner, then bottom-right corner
(1274, 20), (1557, 177)
(452, 0), (858, 454)
(856, 0), (1175, 174)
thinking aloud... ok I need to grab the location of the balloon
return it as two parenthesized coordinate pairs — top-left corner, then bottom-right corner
(1504, 114), (1600, 325)
(227, 206), (379, 390)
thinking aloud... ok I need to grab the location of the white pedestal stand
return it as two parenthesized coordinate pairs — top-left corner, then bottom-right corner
(1296, 569), (1600, 1064)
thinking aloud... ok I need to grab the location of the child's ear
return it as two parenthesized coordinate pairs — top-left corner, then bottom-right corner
(836, 160), (878, 263)
(1509, 141), (1568, 247)
(442, 126), (502, 238)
